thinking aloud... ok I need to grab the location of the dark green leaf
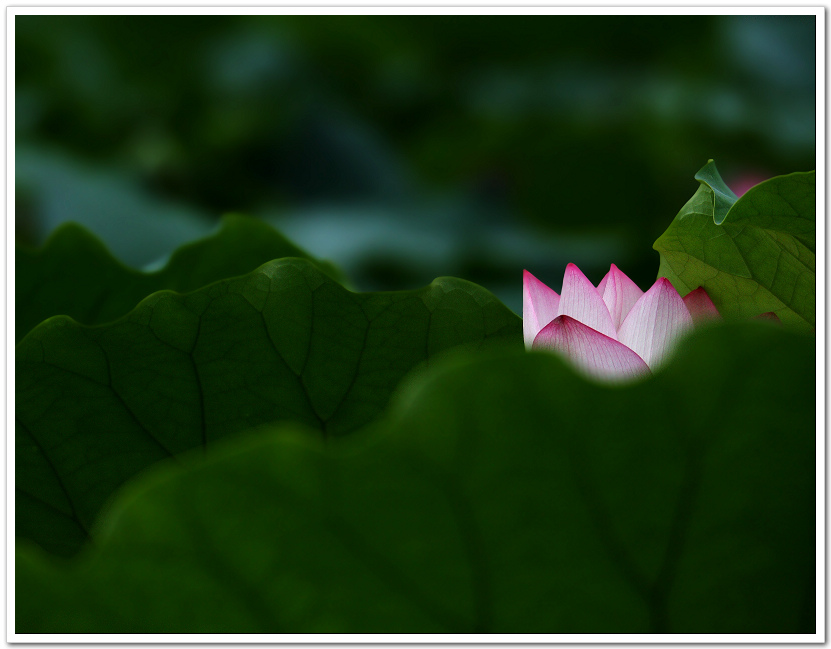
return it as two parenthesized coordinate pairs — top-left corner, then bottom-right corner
(654, 161), (815, 330)
(15, 214), (345, 342)
(16, 323), (815, 633)
(16, 258), (520, 557)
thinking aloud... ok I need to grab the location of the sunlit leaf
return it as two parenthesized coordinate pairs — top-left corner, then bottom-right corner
(654, 161), (815, 330)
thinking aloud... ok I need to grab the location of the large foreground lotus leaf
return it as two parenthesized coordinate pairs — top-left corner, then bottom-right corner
(16, 324), (815, 633)
(654, 161), (815, 331)
(16, 214), (344, 342)
(16, 258), (520, 557)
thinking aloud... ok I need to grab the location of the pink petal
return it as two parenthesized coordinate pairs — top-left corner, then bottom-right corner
(598, 264), (644, 331)
(618, 278), (693, 369)
(682, 287), (720, 324)
(533, 315), (651, 381)
(523, 270), (560, 349)
(729, 173), (768, 197)
(557, 263), (618, 340)
(755, 312), (781, 323)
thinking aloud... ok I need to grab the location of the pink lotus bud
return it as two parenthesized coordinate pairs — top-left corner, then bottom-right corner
(523, 264), (719, 382)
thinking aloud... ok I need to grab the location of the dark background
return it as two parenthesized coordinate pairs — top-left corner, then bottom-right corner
(15, 14), (816, 312)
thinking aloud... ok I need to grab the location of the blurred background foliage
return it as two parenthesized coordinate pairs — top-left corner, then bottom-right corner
(16, 14), (816, 312)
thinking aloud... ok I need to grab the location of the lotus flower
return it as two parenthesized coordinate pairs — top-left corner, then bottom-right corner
(523, 264), (719, 381)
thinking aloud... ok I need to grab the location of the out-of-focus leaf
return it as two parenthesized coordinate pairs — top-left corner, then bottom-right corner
(16, 259), (520, 557)
(16, 145), (212, 265)
(16, 214), (344, 342)
(654, 161), (815, 330)
(15, 323), (814, 633)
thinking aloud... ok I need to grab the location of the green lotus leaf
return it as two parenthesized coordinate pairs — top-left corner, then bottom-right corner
(16, 323), (815, 633)
(16, 214), (345, 342)
(16, 258), (520, 557)
(654, 161), (815, 330)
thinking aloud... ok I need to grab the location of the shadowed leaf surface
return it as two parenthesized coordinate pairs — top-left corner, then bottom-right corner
(16, 258), (520, 557)
(654, 161), (815, 330)
(16, 214), (345, 342)
(16, 324), (815, 633)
